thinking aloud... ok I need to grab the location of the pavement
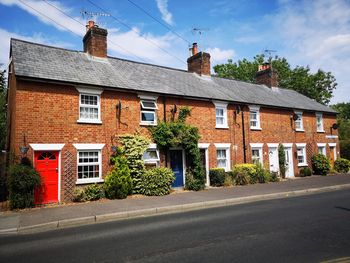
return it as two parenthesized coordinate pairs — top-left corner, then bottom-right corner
(0, 174), (349, 235)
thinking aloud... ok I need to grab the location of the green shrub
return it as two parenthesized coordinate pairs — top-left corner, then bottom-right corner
(209, 168), (226, 186)
(299, 167), (312, 177)
(311, 154), (331, 176)
(223, 173), (233, 186)
(334, 158), (350, 173)
(270, 172), (280, 182)
(84, 184), (104, 201)
(8, 163), (41, 209)
(233, 172), (250, 185)
(140, 167), (175, 196)
(340, 140), (350, 160)
(72, 187), (86, 202)
(278, 144), (286, 178)
(232, 164), (258, 184)
(104, 150), (132, 199)
(185, 170), (205, 191)
(256, 164), (271, 183)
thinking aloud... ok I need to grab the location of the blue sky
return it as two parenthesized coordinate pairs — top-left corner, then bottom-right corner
(0, 0), (349, 104)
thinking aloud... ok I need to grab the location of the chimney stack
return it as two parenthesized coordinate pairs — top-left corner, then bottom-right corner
(83, 21), (108, 58)
(187, 43), (211, 76)
(255, 62), (278, 88)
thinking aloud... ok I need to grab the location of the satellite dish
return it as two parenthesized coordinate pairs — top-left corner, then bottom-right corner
(332, 123), (338, 130)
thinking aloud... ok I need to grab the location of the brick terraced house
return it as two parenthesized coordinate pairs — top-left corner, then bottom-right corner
(5, 22), (339, 204)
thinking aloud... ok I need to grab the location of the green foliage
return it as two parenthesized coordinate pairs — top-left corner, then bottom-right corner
(334, 158), (350, 173)
(299, 167), (312, 177)
(178, 106), (191, 122)
(214, 55), (337, 105)
(209, 168), (226, 186)
(339, 140), (350, 160)
(255, 164), (271, 183)
(331, 103), (350, 121)
(140, 167), (175, 196)
(184, 170), (205, 191)
(232, 164), (257, 184)
(72, 188), (86, 202)
(232, 172), (250, 186)
(119, 134), (150, 194)
(270, 172), (280, 182)
(8, 163), (41, 209)
(311, 154), (331, 176)
(104, 149), (132, 199)
(278, 144), (286, 178)
(223, 173), (233, 186)
(0, 67), (7, 149)
(84, 184), (104, 201)
(150, 107), (205, 190)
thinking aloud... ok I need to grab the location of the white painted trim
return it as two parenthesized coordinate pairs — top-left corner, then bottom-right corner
(294, 111), (304, 131)
(250, 143), (264, 148)
(140, 110), (157, 126)
(138, 94), (159, 100)
(30, 143), (65, 151)
(76, 178), (105, 185)
(283, 143), (293, 148)
(317, 143), (326, 147)
(214, 102), (228, 129)
(77, 119), (102, 124)
(284, 147), (294, 178)
(248, 105), (260, 111)
(58, 151), (61, 202)
(213, 101), (228, 108)
(73, 143), (105, 150)
(214, 143), (231, 148)
(198, 143), (210, 148)
(267, 143), (279, 148)
(216, 147), (231, 172)
(326, 135), (338, 139)
(149, 143), (157, 148)
(328, 143), (336, 147)
(76, 149), (103, 184)
(296, 143), (306, 147)
(76, 87), (103, 95)
(296, 143), (307, 167)
(78, 92), (102, 123)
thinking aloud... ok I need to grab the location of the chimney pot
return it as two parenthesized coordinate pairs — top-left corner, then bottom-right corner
(192, 43), (198, 56)
(255, 64), (278, 88)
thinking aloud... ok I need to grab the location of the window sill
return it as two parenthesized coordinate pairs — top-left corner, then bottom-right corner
(76, 178), (104, 185)
(77, 119), (102, 125)
(317, 130), (325, 133)
(215, 125), (229, 129)
(140, 122), (157, 126)
(295, 129), (305, 132)
(298, 163), (308, 167)
(250, 127), (262, 131)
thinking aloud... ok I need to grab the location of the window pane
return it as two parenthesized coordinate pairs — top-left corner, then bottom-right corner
(78, 151), (99, 163)
(81, 95), (97, 105)
(250, 120), (257, 127)
(216, 108), (224, 117)
(141, 111), (155, 122)
(141, 100), (157, 109)
(80, 107), (98, 120)
(143, 149), (158, 160)
(77, 164), (99, 179)
(217, 149), (226, 158)
(216, 116), (224, 125)
(250, 112), (257, 120)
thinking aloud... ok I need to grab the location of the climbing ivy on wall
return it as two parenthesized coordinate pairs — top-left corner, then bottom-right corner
(149, 107), (205, 190)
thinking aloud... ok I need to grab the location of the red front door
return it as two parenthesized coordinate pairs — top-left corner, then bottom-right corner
(34, 151), (59, 204)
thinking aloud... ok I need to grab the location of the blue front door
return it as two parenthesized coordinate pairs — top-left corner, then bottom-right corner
(170, 150), (184, 187)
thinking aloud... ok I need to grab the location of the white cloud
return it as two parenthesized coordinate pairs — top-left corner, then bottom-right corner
(268, 0), (350, 103)
(155, 0), (174, 25)
(0, 0), (85, 37)
(205, 47), (235, 64)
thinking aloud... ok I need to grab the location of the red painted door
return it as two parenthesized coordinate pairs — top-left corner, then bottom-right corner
(34, 151), (59, 204)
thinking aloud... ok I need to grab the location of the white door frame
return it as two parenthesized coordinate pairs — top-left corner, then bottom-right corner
(30, 144), (65, 202)
(267, 143), (279, 173)
(198, 143), (210, 186)
(328, 143), (337, 161)
(283, 143), (294, 178)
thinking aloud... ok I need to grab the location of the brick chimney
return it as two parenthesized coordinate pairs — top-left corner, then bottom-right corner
(187, 43), (211, 76)
(255, 62), (278, 88)
(83, 21), (108, 58)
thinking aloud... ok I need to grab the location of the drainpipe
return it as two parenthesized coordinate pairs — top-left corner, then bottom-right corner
(163, 96), (168, 167)
(241, 107), (247, 163)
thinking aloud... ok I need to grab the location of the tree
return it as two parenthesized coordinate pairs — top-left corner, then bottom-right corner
(0, 66), (7, 150)
(331, 102), (350, 159)
(213, 55), (337, 105)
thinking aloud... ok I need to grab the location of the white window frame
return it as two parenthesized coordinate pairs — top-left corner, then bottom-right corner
(316, 113), (324, 132)
(249, 105), (261, 130)
(213, 101), (228, 129)
(250, 143), (263, 165)
(317, 143), (326, 155)
(214, 143), (231, 171)
(143, 143), (160, 167)
(294, 111), (304, 131)
(73, 143), (105, 184)
(139, 95), (158, 126)
(76, 87), (103, 124)
(296, 143), (307, 167)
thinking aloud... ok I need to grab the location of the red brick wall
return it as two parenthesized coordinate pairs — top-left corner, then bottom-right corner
(9, 80), (339, 199)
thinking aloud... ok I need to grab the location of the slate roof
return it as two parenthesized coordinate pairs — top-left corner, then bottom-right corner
(10, 38), (336, 114)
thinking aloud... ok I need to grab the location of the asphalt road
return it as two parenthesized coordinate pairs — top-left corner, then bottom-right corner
(1, 190), (350, 263)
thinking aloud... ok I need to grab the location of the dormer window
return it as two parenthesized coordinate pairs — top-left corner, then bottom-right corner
(213, 101), (228, 129)
(76, 87), (103, 124)
(294, 111), (304, 131)
(249, 105), (261, 130)
(316, 113), (324, 132)
(139, 95), (158, 125)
